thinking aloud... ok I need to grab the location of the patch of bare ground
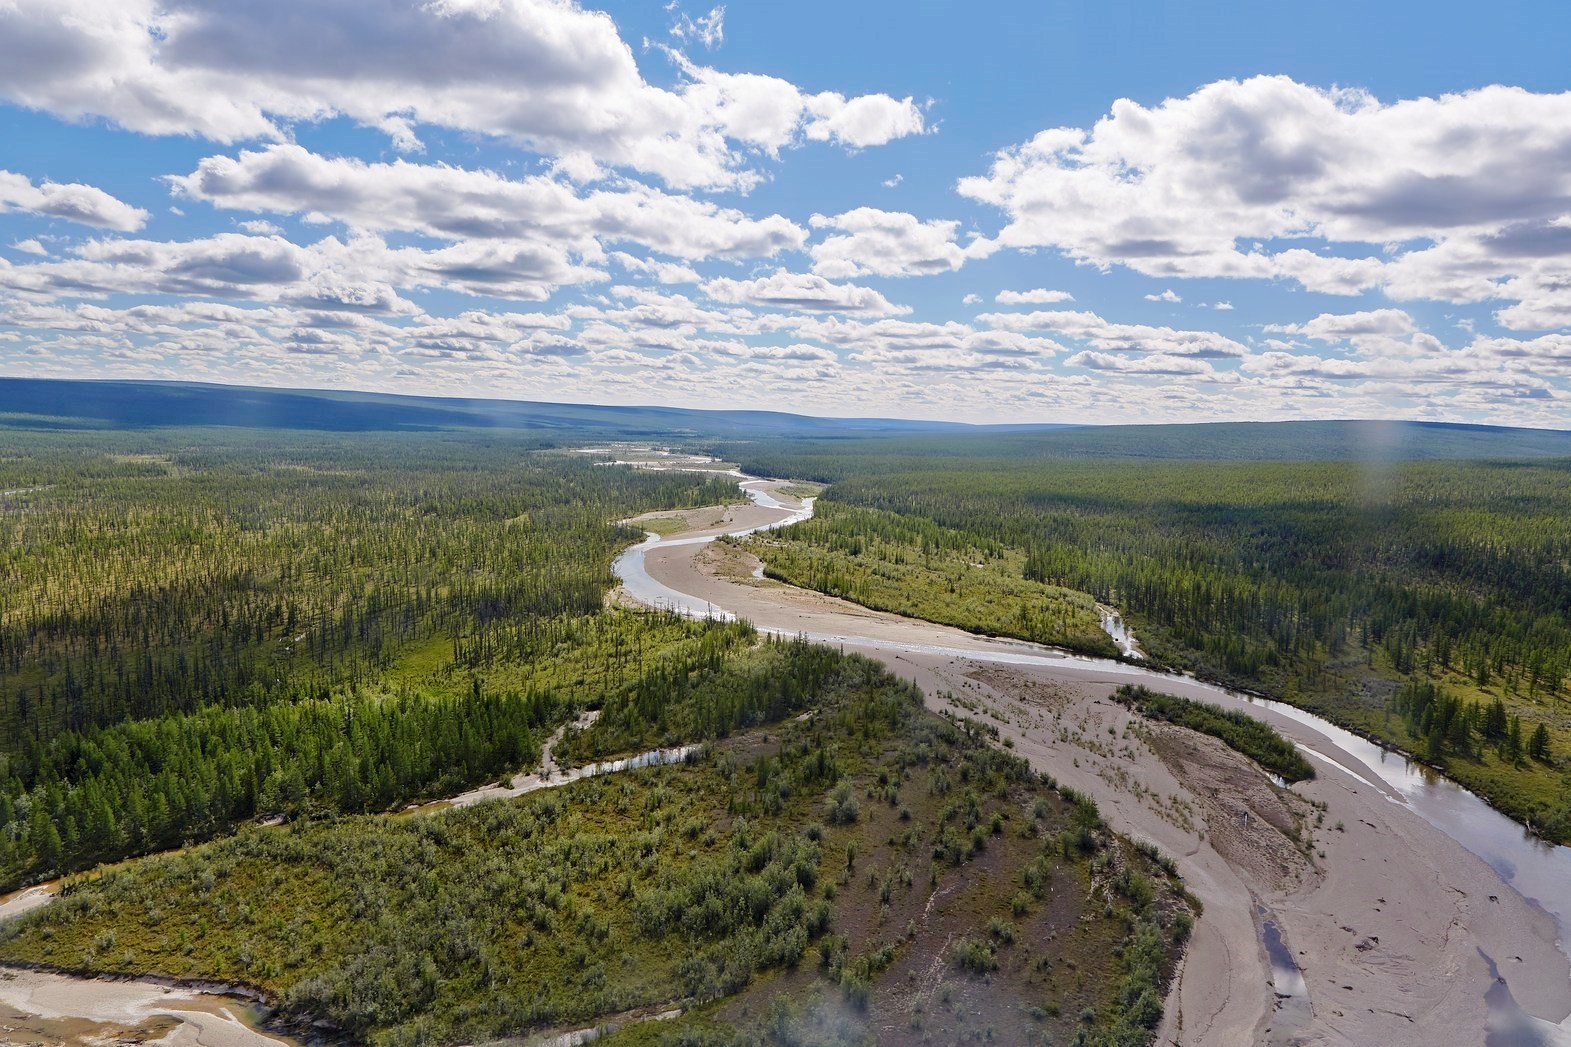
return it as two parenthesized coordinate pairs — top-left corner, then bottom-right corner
(0, 1005), (179, 1046)
(965, 666), (1077, 715)
(696, 540), (769, 584)
(622, 504), (729, 534)
(1144, 725), (1320, 894)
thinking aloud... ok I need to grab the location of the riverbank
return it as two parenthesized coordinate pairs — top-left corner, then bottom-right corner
(0, 965), (294, 1047)
(613, 472), (1571, 1046)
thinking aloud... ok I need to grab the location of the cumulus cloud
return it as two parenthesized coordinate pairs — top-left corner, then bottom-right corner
(171, 144), (806, 261)
(1268, 308), (1416, 341)
(801, 92), (927, 149)
(10, 239), (48, 256)
(0, 0), (923, 190)
(959, 76), (1571, 326)
(785, 316), (1060, 372)
(0, 170), (148, 230)
(995, 288), (1074, 304)
(808, 208), (992, 278)
(720, 342), (837, 363)
(979, 309), (1248, 357)
(702, 270), (910, 315)
(1144, 289), (1181, 303)
(1067, 350), (1215, 375)
(610, 252), (701, 285)
(0, 230), (613, 309)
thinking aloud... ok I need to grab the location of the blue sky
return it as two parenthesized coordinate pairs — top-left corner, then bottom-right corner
(2, 1), (1570, 424)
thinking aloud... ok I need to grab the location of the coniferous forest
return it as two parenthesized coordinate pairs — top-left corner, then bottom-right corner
(726, 434), (1571, 839)
(4, 405), (1571, 1047)
(0, 428), (742, 888)
(0, 420), (1196, 1046)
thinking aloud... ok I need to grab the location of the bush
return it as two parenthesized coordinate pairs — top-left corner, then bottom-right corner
(827, 781), (861, 825)
(953, 936), (999, 974)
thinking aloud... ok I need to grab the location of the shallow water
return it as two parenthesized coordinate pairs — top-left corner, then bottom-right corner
(1098, 606), (1144, 659)
(1258, 905), (1312, 1043)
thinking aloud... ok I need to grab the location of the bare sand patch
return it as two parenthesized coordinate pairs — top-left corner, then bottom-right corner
(0, 968), (292, 1047)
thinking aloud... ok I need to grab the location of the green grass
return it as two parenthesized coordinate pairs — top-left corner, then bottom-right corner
(1113, 686), (1315, 783)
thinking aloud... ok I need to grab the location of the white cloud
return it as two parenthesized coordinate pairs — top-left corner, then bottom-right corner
(0, 0), (922, 190)
(979, 308), (1248, 357)
(995, 288), (1073, 305)
(0, 230), (616, 309)
(171, 145), (807, 261)
(959, 76), (1571, 326)
(962, 293), (981, 305)
(1268, 308), (1416, 341)
(237, 219), (283, 235)
(610, 252), (701, 285)
(1067, 350), (1215, 376)
(10, 239), (47, 256)
(802, 92), (927, 149)
(809, 208), (993, 278)
(0, 170), (148, 230)
(882, 174), (903, 188)
(1209, 301), (1234, 310)
(1144, 289), (1182, 303)
(702, 270), (910, 315)
(721, 342), (837, 363)
(668, 4), (725, 49)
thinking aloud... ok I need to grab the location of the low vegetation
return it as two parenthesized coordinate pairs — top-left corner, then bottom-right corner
(745, 501), (1116, 657)
(1112, 686), (1314, 783)
(0, 645), (1194, 1046)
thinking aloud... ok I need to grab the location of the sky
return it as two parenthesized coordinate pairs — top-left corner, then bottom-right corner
(2, 1), (1571, 425)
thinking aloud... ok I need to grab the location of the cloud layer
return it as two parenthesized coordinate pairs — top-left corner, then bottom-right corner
(0, 0), (924, 189)
(0, 6), (1568, 427)
(960, 76), (1571, 329)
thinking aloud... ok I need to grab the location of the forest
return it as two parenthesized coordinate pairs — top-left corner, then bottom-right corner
(0, 640), (1194, 1046)
(0, 427), (742, 888)
(0, 421), (1201, 1044)
(724, 435), (1571, 840)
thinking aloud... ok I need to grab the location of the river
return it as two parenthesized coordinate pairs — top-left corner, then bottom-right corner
(614, 466), (1571, 1046)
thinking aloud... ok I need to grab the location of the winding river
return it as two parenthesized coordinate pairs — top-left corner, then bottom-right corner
(614, 466), (1571, 1046)
(6, 459), (1568, 1045)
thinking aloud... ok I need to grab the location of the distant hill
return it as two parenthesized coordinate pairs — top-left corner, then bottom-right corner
(716, 419), (1571, 469)
(0, 377), (1064, 438)
(952, 419), (1571, 460)
(2, 378), (1566, 459)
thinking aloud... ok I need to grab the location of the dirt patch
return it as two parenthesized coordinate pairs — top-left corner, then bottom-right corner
(1144, 724), (1319, 894)
(0, 1003), (179, 1046)
(965, 665), (1080, 714)
(697, 541), (769, 584)
(623, 504), (729, 535)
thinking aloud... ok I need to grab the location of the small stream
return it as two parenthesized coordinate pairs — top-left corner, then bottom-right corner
(1098, 605), (1143, 658)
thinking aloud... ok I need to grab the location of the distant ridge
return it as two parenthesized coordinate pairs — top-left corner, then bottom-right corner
(929, 418), (1571, 460)
(2, 378), (1568, 459)
(0, 377), (1067, 437)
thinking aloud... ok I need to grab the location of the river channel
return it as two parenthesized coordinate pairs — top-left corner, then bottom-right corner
(614, 467), (1571, 1045)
